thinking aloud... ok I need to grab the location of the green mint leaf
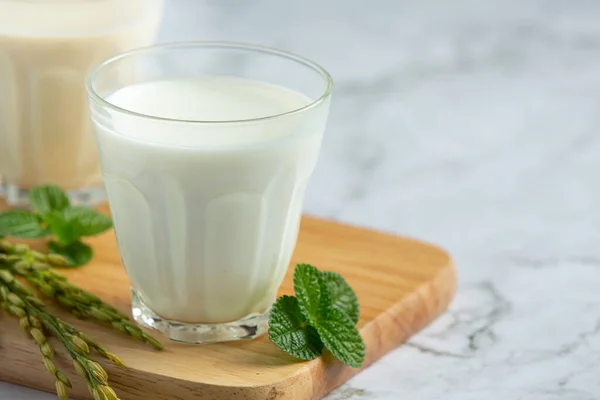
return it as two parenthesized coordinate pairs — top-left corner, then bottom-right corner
(44, 210), (78, 245)
(29, 185), (70, 216)
(44, 207), (113, 244)
(293, 264), (330, 325)
(48, 240), (93, 267)
(315, 308), (365, 368)
(322, 271), (360, 324)
(0, 210), (49, 239)
(62, 206), (113, 238)
(268, 295), (324, 360)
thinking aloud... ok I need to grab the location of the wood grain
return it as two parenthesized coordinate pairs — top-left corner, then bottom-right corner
(0, 210), (456, 400)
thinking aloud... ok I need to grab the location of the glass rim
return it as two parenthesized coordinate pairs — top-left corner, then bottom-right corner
(86, 41), (334, 125)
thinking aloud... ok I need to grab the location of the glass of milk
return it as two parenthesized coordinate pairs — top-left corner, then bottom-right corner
(0, 0), (164, 206)
(86, 42), (333, 344)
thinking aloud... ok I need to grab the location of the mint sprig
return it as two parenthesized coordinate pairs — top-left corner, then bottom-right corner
(0, 210), (49, 239)
(46, 206), (112, 245)
(315, 308), (365, 368)
(294, 264), (330, 325)
(322, 271), (360, 324)
(29, 185), (70, 216)
(0, 185), (113, 267)
(269, 296), (324, 360)
(48, 240), (94, 268)
(269, 264), (365, 368)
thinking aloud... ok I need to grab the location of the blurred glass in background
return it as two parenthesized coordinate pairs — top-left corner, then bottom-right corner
(0, 0), (164, 206)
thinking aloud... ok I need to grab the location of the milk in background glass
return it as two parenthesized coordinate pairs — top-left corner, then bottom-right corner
(87, 43), (332, 344)
(0, 0), (163, 206)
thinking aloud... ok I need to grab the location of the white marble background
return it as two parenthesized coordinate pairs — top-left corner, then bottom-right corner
(3, 0), (600, 399)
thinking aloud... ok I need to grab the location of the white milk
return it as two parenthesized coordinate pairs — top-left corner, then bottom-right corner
(0, 0), (163, 190)
(92, 77), (329, 323)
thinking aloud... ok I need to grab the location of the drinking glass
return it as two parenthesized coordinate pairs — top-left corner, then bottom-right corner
(0, 0), (164, 206)
(86, 42), (333, 344)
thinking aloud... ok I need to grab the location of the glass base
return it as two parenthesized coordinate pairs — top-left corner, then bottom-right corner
(131, 288), (270, 344)
(0, 183), (106, 208)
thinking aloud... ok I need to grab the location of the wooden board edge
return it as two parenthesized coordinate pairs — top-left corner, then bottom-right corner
(309, 257), (457, 399)
(52, 257), (456, 400)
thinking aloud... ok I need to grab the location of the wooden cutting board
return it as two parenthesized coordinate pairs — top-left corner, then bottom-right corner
(0, 212), (456, 400)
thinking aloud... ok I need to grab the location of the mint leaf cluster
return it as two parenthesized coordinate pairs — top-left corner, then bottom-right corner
(0, 185), (112, 267)
(269, 264), (365, 368)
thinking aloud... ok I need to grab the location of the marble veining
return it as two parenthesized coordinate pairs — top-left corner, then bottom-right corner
(3, 0), (600, 399)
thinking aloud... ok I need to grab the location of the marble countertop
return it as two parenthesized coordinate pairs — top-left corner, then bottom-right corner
(3, 0), (600, 399)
